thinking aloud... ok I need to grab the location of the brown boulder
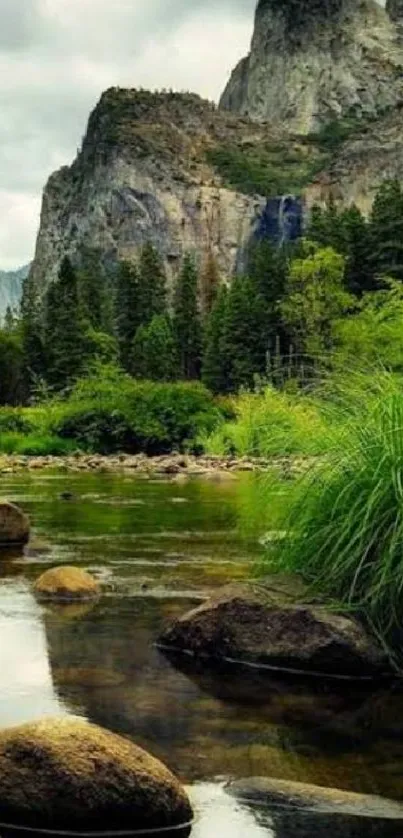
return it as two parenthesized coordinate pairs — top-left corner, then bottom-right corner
(34, 566), (100, 601)
(158, 593), (389, 679)
(0, 718), (192, 834)
(0, 501), (30, 546)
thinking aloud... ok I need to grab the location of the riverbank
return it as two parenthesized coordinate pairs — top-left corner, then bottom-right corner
(0, 452), (312, 478)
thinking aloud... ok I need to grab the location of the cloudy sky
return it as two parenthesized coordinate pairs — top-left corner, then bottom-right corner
(0, 0), (256, 270)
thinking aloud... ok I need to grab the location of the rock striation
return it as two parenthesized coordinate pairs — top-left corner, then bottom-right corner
(220, 0), (403, 133)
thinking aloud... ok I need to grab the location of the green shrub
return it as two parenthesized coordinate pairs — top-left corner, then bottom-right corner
(50, 367), (223, 454)
(0, 408), (34, 435)
(0, 432), (76, 456)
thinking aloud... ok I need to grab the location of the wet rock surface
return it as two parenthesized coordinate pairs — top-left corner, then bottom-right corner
(0, 501), (30, 547)
(228, 778), (403, 838)
(34, 566), (100, 602)
(158, 593), (389, 680)
(0, 717), (193, 834)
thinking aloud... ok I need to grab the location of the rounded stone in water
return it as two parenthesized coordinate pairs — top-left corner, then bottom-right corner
(0, 501), (30, 547)
(34, 566), (100, 602)
(0, 718), (193, 836)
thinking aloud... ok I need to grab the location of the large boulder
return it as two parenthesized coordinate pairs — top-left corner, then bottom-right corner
(158, 593), (389, 679)
(34, 566), (100, 601)
(0, 501), (30, 546)
(0, 718), (192, 835)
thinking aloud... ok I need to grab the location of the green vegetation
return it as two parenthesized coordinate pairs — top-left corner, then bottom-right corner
(206, 142), (327, 197)
(0, 366), (222, 456)
(258, 372), (403, 664)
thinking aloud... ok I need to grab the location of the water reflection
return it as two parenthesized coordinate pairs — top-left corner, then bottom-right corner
(0, 581), (66, 726)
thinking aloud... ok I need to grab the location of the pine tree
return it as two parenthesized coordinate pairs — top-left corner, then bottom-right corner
(137, 243), (167, 324)
(115, 260), (141, 370)
(173, 254), (202, 380)
(220, 275), (264, 392)
(21, 276), (47, 390)
(340, 205), (375, 294)
(370, 179), (403, 281)
(131, 315), (178, 381)
(200, 249), (220, 319)
(78, 248), (109, 331)
(202, 285), (228, 393)
(44, 256), (88, 391)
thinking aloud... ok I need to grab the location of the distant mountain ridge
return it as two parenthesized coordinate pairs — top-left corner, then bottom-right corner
(0, 264), (30, 320)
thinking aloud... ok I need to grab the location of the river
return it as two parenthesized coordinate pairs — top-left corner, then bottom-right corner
(1, 470), (403, 837)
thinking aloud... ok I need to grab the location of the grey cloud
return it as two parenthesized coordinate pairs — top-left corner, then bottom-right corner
(0, 0), (256, 267)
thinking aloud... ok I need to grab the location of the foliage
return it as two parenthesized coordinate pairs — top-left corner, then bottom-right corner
(200, 250), (221, 318)
(0, 433), (76, 456)
(131, 315), (178, 381)
(279, 241), (353, 355)
(202, 285), (228, 394)
(115, 260), (141, 370)
(49, 366), (222, 455)
(202, 386), (331, 457)
(0, 407), (33, 434)
(370, 179), (403, 282)
(0, 329), (25, 405)
(44, 256), (89, 391)
(173, 254), (203, 380)
(137, 242), (167, 323)
(206, 142), (326, 197)
(265, 372), (403, 663)
(334, 279), (403, 371)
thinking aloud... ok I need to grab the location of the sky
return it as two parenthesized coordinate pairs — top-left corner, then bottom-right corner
(0, 0), (256, 270)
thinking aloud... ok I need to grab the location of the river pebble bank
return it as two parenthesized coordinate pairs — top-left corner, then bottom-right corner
(0, 452), (312, 478)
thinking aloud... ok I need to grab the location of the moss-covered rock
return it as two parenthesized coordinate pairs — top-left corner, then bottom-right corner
(0, 718), (193, 834)
(34, 566), (100, 601)
(0, 501), (30, 547)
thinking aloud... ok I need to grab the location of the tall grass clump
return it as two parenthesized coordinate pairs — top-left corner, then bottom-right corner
(202, 386), (333, 458)
(265, 370), (403, 662)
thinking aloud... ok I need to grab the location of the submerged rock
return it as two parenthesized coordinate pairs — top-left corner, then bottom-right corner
(34, 566), (100, 601)
(229, 778), (403, 837)
(0, 717), (192, 834)
(158, 593), (389, 680)
(0, 501), (30, 547)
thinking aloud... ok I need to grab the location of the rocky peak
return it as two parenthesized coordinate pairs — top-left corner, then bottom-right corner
(220, 0), (403, 133)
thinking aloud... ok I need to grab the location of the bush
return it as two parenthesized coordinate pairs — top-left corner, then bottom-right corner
(0, 408), (33, 435)
(50, 367), (223, 454)
(0, 432), (76, 456)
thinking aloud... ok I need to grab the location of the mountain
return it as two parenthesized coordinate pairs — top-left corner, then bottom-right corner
(28, 1), (403, 297)
(0, 264), (29, 320)
(220, 0), (403, 134)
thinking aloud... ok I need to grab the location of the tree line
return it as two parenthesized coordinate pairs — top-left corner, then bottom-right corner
(1, 177), (403, 404)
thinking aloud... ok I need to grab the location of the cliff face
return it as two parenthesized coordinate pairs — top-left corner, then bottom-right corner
(220, 0), (403, 134)
(0, 264), (29, 320)
(29, 90), (274, 296)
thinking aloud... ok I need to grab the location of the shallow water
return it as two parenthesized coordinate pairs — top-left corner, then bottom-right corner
(1, 471), (403, 836)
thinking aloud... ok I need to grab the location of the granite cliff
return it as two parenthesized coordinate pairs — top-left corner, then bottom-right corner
(29, 0), (403, 296)
(220, 0), (403, 134)
(29, 91), (275, 295)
